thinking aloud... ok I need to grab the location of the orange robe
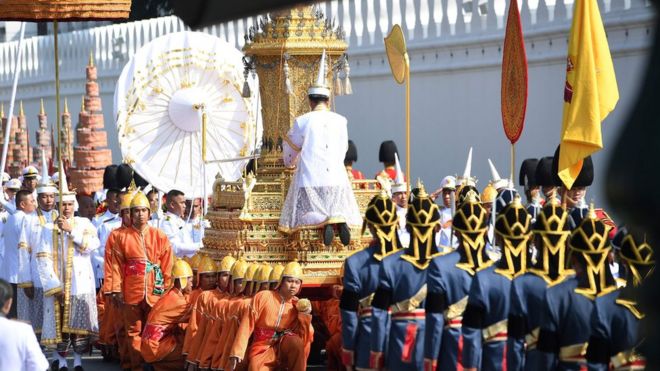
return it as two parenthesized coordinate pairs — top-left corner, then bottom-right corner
(184, 288), (223, 365)
(110, 225), (173, 371)
(140, 288), (191, 371)
(314, 299), (343, 371)
(230, 290), (314, 371)
(192, 289), (230, 368)
(180, 287), (203, 357)
(209, 295), (248, 370)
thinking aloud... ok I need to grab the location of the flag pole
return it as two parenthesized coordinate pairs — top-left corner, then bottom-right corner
(405, 54), (410, 194)
(54, 21), (63, 216)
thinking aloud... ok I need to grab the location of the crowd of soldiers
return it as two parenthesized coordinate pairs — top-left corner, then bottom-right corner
(0, 135), (653, 371)
(339, 141), (653, 371)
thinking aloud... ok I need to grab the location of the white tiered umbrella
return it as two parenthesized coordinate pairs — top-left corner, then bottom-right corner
(114, 31), (262, 198)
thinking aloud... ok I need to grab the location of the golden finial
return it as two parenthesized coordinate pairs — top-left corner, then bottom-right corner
(512, 194), (523, 207)
(466, 190), (479, 204)
(587, 201), (597, 220)
(1, 103), (4, 118)
(417, 178), (428, 198)
(88, 50), (94, 67)
(80, 95), (85, 112)
(19, 101), (24, 116)
(39, 99), (45, 115)
(63, 98), (69, 114)
(549, 196), (560, 206)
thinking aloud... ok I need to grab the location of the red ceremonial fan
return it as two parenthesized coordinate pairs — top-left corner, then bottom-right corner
(501, 0), (528, 179)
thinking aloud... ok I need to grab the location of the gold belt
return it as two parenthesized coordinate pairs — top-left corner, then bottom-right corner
(525, 327), (540, 350)
(558, 343), (588, 363)
(611, 349), (646, 370)
(390, 284), (427, 314)
(482, 319), (508, 343)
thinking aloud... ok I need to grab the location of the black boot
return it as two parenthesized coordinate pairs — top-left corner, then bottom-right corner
(338, 223), (351, 246)
(50, 360), (59, 371)
(323, 224), (334, 246)
(74, 366), (84, 371)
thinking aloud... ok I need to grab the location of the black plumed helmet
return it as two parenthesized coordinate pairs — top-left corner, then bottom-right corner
(552, 145), (594, 188)
(103, 165), (119, 190)
(132, 170), (149, 189)
(535, 156), (557, 187)
(378, 140), (398, 163)
(345, 140), (358, 164)
(116, 163), (134, 190)
(519, 158), (539, 188)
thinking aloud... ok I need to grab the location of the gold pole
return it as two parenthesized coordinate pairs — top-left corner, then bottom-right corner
(405, 54), (411, 193)
(510, 143), (515, 182)
(54, 21), (62, 215)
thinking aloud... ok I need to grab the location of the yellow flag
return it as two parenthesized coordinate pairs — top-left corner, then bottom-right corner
(558, 0), (619, 189)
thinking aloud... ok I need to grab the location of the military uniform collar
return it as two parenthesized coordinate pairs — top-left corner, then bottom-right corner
(312, 103), (330, 112)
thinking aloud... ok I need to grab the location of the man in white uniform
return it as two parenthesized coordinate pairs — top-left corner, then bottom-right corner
(93, 191), (124, 290)
(390, 154), (410, 248)
(160, 189), (201, 257)
(34, 170), (100, 371)
(0, 278), (49, 371)
(279, 50), (361, 246)
(0, 190), (36, 319)
(92, 188), (121, 227)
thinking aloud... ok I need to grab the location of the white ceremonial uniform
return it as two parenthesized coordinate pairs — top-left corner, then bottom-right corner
(23, 208), (58, 332)
(280, 106), (361, 231)
(160, 211), (201, 258)
(436, 206), (458, 251)
(0, 316), (50, 371)
(187, 216), (210, 244)
(93, 215), (122, 288)
(35, 216), (100, 345)
(396, 205), (410, 248)
(0, 210), (30, 284)
(92, 209), (117, 228)
(0, 210), (7, 268)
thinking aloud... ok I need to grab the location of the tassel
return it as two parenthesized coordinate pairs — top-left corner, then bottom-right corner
(343, 61), (353, 95)
(283, 60), (292, 95)
(242, 80), (251, 98)
(334, 72), (343, 96)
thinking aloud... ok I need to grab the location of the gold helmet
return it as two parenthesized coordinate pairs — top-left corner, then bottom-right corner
(402, 181), (442, 269)
(281, 261), (304, 281)
(453, 191), (491, 274)
(494, 196), (532, 279)
(189, 253), (203, 271)
(256, 264), (274, 284)
(231, 259), (249, 280)
(120, 192), (134, 211)
(198, 256), (217, 274)
(172, 258), (194, 288)
(618, 231), (655, 287)
(218, 255), (237, 273)
(364, 192), (400, 260)
(480, 183), (497, 204)
(245, 263), (260, 282)
(130, 191), (150, 209)
(569, 204), (615, 298)
(269, 263), (285, 283)
(531, 198), (572, 285)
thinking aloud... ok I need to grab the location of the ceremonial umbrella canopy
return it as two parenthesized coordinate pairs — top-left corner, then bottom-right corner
(114, 31), (263, 198)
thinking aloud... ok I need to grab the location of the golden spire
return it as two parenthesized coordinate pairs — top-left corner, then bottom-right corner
(80, 95), (85, 113)
(19, 101), (24, 116)
(0, 102), (4, 118)
(63, 98), (69, 114)
(88, 50), (94, 67)
(40, 98), (45, 115)
(417, 179), (428, 198)
(512, 194), (522, 207)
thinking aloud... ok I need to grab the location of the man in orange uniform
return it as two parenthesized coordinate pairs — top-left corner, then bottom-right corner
(111, 191), (174, 371)
(228, 261), (314, 371)
(313, 284), (343, 371)
(180, 255), (218, 363)
(185, 255), (236, 370)
(141, 258), (193, 371)
(100, 192), (133, 366)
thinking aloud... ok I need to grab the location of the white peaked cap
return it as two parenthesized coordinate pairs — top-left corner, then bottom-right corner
(36, 152), (57, 194)
(5, 179), (21, 190)
(56, 162), (76, 203)
(488, 158), (509, 190)
(391, 153), (407, 194)
(308, 50), (331, 98)
(440, 175), (456, 190)
(2, 172), (9, 183)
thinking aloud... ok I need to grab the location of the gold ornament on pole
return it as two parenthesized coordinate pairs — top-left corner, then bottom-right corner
(384, 25), (411, 191)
